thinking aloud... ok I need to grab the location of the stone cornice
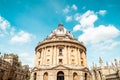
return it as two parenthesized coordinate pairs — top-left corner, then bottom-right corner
(34, 64), (89, 71)
(35, 40), (86, 52)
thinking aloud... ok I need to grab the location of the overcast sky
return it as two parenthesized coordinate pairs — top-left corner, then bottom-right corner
(0, 0), (120, 67)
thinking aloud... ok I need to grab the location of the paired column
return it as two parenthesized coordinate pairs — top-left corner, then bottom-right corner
(68, 46), (71, 65)
(77, 48), (81, 65)
(53, 45), (57, 65)
(82, 51), (87, 66)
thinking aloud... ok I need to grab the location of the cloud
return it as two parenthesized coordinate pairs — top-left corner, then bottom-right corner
(10, 30), (34, 44)
(98, 10), (106, 16)
(19, 52), (28, 58)
(74, 10), (98, 31)
(0, 16), (35, 45)
(0, 16), (17, 37)
(0, 33), (4, 37)
(94, 40), (120, 51)
(71, 4), (77, 10)
(63, 4), (78, 14)
(73, 24), (81, 31)
(10, 27), (15, 36)
(73, 10), (120, 50)
(66, 16), (72, 22)
(0, 16), (11, 36)
(63, 6), (70, 14)
(0, 16), (10, 31)
(79, 25), (120, 44)
(74, 13), (81, 21)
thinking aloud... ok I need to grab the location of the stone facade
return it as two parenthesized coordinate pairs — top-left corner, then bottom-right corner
(30, 24), (91, 80)
(30, 23), (120, 80)
(0, 54), (30, 80)
(91, 58), (120, 80)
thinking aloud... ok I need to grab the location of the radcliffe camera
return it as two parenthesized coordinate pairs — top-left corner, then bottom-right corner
(0, 0), (120, 80)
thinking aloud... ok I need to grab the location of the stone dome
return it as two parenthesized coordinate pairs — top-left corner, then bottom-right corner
(46, 23), (74, 40)
(33, 23), (88, 80)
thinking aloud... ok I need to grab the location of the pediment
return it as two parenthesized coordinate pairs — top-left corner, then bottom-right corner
(32, 67), (39, 71)
(51, 65), (70, 70)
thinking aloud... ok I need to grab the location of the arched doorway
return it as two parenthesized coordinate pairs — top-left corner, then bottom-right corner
(57, 71), (64, 80)
(43, 72), (48, 80)
(73, 72), (78, 80)
(85, 73), (87, 80)
(34, 73), (37, 80)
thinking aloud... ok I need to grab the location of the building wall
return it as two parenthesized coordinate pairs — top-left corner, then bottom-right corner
(31, 24), (90, 80)
(31, 69), (90, 80)
(35, 42), (87, 67)
(0, 55), (30, 80)
(91, 59), (120, 80)
(32, 41), (90, 80)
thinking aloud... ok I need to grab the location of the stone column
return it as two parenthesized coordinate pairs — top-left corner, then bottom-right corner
(68, 70), (72, 80)
(45, 47), (47, 65)
(80, 73), (84, 80)
(75, 47), (78, 65)
(53, 45), (57, 65)
(82, 51), (87, 66)
(37, 51), (40, 66)
(77, 48), (81, 65)
(68, 46), (71, 65)
(52, 46), (54, 65)
(80, 49), (82, 65)
(85, 51), (87, 67)
(56, 46), (58, 65)
(64, 45), (67, 64)
(66, 46), (69, 64)
(42, 48), (44, 65)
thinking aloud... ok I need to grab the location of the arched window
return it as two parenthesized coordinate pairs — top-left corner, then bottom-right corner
(73, 72), (78, 80)
(34, 73), (37, 80)
(85, 73), (87, 80)
(57, 71), (64, 80)
(43, 72), (48, 80)
(59, 49), (62, 55)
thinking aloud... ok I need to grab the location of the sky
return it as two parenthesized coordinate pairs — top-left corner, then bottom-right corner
(0, 0), (120, 68)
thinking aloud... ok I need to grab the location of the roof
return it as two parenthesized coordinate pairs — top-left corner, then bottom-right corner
(46, 23), (74, 40)
(35, 23), (86, 51)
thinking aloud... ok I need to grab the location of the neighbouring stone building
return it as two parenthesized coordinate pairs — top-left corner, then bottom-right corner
(30, 23), (91, 80)
(0, 54), (30, 80)
(91, 58), (120, 80)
